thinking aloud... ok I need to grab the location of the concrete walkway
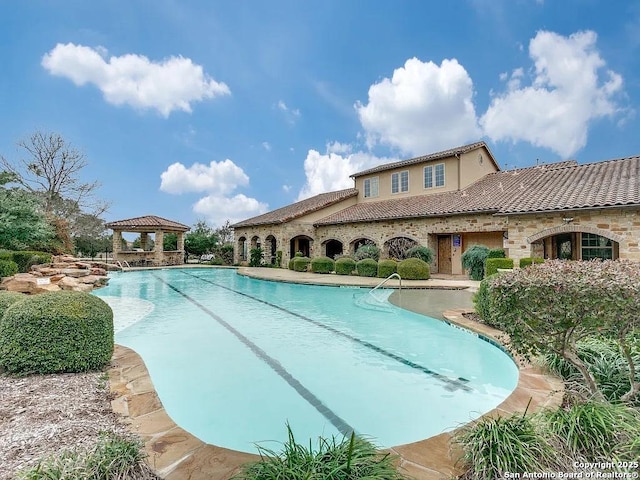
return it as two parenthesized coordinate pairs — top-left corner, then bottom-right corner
(108, 266), (562, 480)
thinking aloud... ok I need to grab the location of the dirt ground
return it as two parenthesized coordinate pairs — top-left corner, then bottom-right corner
(0, 370), (146, 479)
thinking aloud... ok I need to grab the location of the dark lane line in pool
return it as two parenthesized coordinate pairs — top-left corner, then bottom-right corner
(181, 271), (471, 393)
(150, 272), (355, 437)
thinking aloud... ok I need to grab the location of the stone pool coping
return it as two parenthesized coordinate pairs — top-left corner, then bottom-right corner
(108, 270), (564, 479)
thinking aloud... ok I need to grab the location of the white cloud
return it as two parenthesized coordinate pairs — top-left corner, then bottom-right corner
(481, 30), (623, 157)
(193, 194), (268, 226)
(160, 159), (249, 194)
(261, 141), (272, 151)
(276, 100), (301, 124)
(356, 57), (481, 156)
(42, 43), (230, 117)
(297, 148), (396, 200)
(282, 184), (291, 193)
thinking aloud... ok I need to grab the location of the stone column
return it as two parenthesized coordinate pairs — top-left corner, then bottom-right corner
(154, 230), (164, 265)
(113, 230), (122, 260)
(177, 232), (185, 265)
(140, 232), (149, 251)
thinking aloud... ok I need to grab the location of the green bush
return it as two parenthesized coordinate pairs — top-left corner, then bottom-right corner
(377, 259), (397, 278)
(356, 258), (378, 277)
(487, 248), (506, 259)
(10, 251), (52, 273)
(249, 247), (263, 267)
(275, 250), (283, 268)
(0, 291), (114, 375)
(461, 244), (490, 280)
(0, 259), (19, 278)
(485, 257), (514, 276)
(335, 257), (356, 275)
(354, 244), (380, 262)
(311, 256), (334, 274)
(454, 413), (555, 479)
(397, 258), (430, 280)
(19, 431), (150, 480)
(292, 256), (311, 272)
(0, 291), (25, 318)
(207, 257), (224, 265)
(233, 425), (407, 480)
(405, 245), (434, 264)
(473, 274), (498, 326)
(520, 257), (544, 268)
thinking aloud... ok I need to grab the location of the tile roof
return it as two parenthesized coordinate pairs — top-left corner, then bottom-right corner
(314, 155), (640, 225)
(231, 188), (358, 228)
(105, 215), (190, 231)
(351, 140), (499, 178)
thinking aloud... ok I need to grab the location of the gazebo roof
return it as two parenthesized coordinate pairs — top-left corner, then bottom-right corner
(105, 215), (190, 233)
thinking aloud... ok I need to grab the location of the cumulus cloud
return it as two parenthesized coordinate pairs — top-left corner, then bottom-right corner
(481, 30), (623, 157)
(193, 194), (268, 226)
(160, 159), (249, 194)
(356, 57), (481, 156)
(42, 43), (230, 116)
(297, 147), (396, 200)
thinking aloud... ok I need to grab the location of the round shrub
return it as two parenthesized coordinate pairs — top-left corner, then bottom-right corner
(356, 258), (378, 277)
(377, 259), (397, 278)
(311, 256), (334, 274)
(292, 256), (311, 272)
(288, 258), (295, 270)
(335, 257), (356, 275)
(0, 259), (18, 278)
(397, 258), (430, 280)
(405, 245), (434, 264)
(0, 291), (26, 318)
(0, 291), (114, 375)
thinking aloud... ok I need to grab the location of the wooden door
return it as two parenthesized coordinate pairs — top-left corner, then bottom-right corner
(438, 235), (452, 274)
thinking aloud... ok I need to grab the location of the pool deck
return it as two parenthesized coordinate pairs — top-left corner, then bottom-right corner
(108, 266), (564, 480)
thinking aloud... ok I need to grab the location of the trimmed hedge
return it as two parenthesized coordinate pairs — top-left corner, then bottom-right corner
(473, 274), (498, 325)
(0, 291), (25, 318)
(292, 256), (311, 272)
(0, 291), (114, 375)
(335, 257), (356, 275)
(377, 259), (397, 278)
(520, 257), (544, 268)
(485, 257), (514, 276)
(397, 258), (430, 280)
(288, 258), (295, 270)
(356, 258), (378, 277)
(487, 248), (506, 259)
(0, 251), (53, 273)
(311, 256), (335, 274)
(0, 259), (18, 278)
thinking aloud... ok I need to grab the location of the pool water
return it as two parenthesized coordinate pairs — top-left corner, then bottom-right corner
(95, 268), (518, 453)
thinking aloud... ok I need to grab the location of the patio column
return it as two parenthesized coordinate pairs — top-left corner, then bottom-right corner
(154, 230), (164, 265)
(140, 232), (149, 250)
(177, 232), (185, 252)
(113, 230), (123, 256)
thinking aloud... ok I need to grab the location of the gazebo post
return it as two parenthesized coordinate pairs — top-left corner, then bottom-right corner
(154, 230), (164, 266)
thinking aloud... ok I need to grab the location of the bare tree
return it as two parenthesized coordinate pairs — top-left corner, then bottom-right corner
(1, 131), (108, 216)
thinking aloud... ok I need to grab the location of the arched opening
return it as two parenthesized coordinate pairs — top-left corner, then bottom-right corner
(384, 236), (419, 260)
(250, 235), (261, 249)
(237, 236), (248, 262)
(350, 237), (376, 255)
(324, 239), (343, 259)
(529, 229), (619, 261)
(265, 235), (277, 264)
(290, 235), (312, 258)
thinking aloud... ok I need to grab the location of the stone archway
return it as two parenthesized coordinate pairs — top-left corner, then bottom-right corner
(323, 239), (343, 259)
(527, 224), (622, 261)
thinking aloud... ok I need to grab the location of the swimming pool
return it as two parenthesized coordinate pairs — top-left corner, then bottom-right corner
(95, 268), (518, 453)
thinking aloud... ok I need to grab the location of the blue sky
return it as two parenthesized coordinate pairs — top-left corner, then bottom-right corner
(1, 0), (639, 228)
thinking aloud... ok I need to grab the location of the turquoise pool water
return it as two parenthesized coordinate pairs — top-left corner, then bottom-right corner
(95, 268), (518, 453)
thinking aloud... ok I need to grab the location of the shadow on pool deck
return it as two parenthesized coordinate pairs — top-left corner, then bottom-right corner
(108, 266), (564, 480)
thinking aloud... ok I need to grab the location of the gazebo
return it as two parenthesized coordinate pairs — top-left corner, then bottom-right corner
(105, 215), (190, 267)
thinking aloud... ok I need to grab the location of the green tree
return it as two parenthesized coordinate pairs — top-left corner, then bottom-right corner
(184, 220), (218, 256)
(0, 173), (54, 250)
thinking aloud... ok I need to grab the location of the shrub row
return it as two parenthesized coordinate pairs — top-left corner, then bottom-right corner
(0, 291), (114, 375)
(287, 256), (430, 280)
(0, 250), (52, 273)
(485, 257), (514, 276)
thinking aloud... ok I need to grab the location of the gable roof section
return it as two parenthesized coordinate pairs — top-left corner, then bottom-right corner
(231, 188), (358, 228)
(105, 215), (190, 232)
(351, 141), (500, 178)
(314, 155), (640, 225)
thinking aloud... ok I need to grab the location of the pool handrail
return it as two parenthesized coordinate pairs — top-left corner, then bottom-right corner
(370, 273), (402, 297)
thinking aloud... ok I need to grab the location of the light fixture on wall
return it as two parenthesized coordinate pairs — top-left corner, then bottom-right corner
(563, 217), (574, 224)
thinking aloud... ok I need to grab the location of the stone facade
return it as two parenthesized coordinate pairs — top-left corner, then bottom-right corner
(234, 207), (640, 273)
